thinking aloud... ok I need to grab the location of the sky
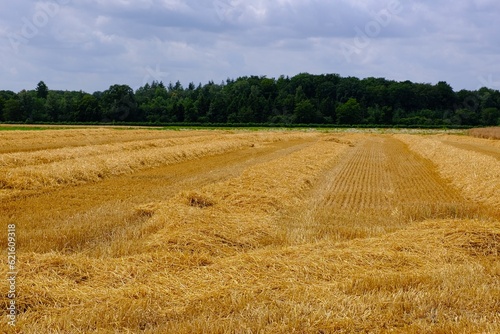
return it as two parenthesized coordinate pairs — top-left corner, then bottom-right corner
(1, 0), (500, 93)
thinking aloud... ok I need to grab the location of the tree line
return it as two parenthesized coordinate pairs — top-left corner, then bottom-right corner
(1, 73), (499, 126)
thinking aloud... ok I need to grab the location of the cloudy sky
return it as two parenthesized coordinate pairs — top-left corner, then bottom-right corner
(1, 0), (499, 93)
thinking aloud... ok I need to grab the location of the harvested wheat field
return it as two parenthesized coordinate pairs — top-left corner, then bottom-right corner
(0, 127), (499, 333)
(469, 127), (500, 140)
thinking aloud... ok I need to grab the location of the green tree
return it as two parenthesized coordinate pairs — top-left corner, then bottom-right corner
(294, 100), (317, 123)
(208, 90), (228, 123)
(58, 91), (81, 122)
(336, 98), (362, 124)
(337, 77), (362, 103)
(247, 85), (267, 122)
(366, 105), (389, 125)
(2, 72), (500, 126)
(3, 98), (22, 122)
(183, 98), (197, 122)
(18, 90), (36, 122)
(237, 105), (255, 123)
(432, 81), (456, 111)
(36, 81), (49, 99)
(77, 94), (101, 122)
(0, 96), (4, 121)
(32, 97), (49, 121)
(101, 85), (136, 121)
(481, 107), (500, 126)
(45, 92), (62, 122)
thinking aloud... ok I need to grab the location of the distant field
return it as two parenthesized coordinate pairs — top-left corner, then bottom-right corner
(0, 126), (64, 131)
(469, 126), (500, 140)
(0, 128), (498, 333)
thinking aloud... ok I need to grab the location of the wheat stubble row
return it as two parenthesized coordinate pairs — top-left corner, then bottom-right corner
(0, 130), (316, 193)
(0, 135), (316, 254)
(0, 128), (217, 154)
(280, 134), (489, 244)
(396, 133), (500, 209)
(0, 129), (498, 333)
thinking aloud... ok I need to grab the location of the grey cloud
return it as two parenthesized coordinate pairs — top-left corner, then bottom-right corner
(1, 0), (499, 92)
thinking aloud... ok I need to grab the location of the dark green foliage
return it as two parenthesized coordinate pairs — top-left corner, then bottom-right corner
(2, 74), (500, 126)
(337, 98), (363, 125)
(101, 85), (137, 122)
(481, 108), (500, 126)
(77, 94), (101, 122)
(36, 81), (49, 99)
(294, 100), (317, 123)
(3, 98), (22, 122)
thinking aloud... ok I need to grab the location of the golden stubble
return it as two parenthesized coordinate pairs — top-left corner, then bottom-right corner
(0, 129), (498, 333)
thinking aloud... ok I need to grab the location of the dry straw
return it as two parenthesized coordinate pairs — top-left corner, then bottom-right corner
(0, 131), (315, 191)
(0, 128), (217, 153)
(469, 127), (500, 140)
(2, 130), (499, 333)
(396, 134), (500, 209)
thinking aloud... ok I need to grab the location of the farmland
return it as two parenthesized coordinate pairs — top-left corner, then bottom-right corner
(0, 127), (499, 333)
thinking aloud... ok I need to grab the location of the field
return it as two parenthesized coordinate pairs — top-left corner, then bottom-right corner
(469, 127), (500, 140)
(0, 127), (499, 333)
